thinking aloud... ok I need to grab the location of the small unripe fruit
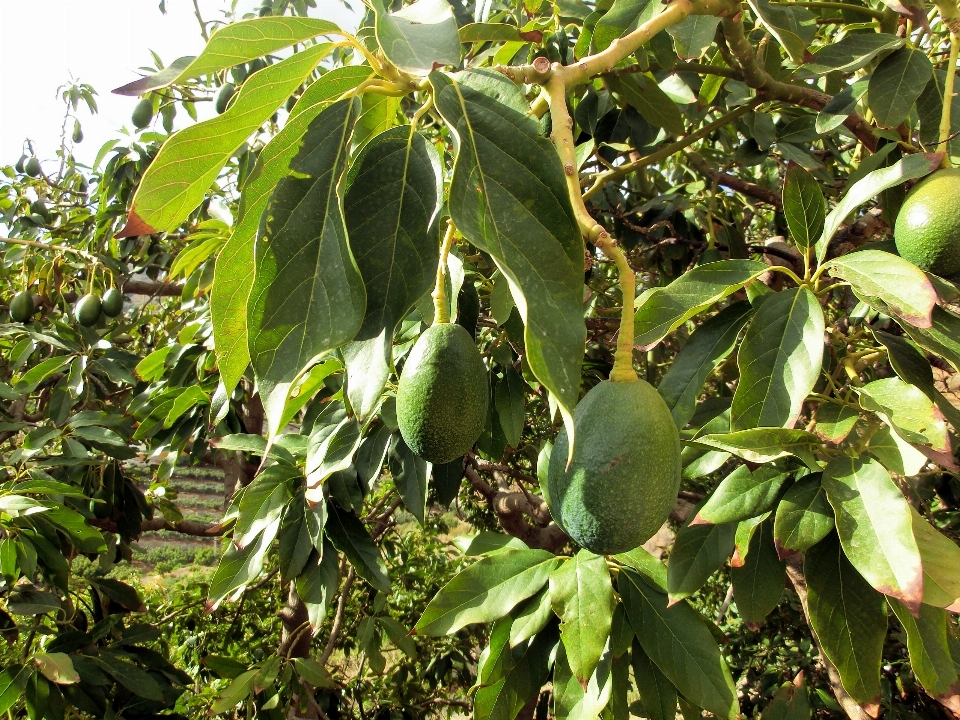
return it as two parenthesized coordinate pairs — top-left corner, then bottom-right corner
(132, 98), (154, 129)
(10, 292), (35, 323)
(101, 288), (124, 317)
(74, 293), (102, 327)
(215, 83), (237, 115)
(24, 157), (42, 177)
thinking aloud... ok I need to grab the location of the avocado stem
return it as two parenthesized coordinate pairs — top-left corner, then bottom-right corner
(598, 236), (640, 383)
(939, 26), (958, 168)
(431, 220), (456, 325)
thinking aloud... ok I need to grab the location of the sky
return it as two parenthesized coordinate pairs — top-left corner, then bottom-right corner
(0, 0), (361, 171)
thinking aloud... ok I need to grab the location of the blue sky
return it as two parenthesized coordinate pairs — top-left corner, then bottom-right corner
(0, 0), (361, 169)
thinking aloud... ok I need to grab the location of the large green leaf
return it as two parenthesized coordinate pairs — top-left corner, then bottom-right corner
(633, 260), (768, 349)
(773, 474), (834, 554)
(904, 307), (960, 372)
(859, 377), (950, 453)
(341, 127), (443, 420)
(668, 16), (721, 59)
(631, 640), (678, 720)
(494, 367), (526, 449)
(431, 69), (585, 435)
(804, 33), (903, 75)
(212, 66), (370, 394)
(867, 47), (933, 128)
(387, 434), (430, 524)
(911, 507), (960, 610)
(606, 75), (685, 135)
(553, 640), (614, 720)
(821, 456), (923, 611)
(233, 466), (294, 549)
(295, 540), (340, 628)
(763, 678), (812, 720)
(209, 520), (279, 607)
(120, 43), (329, 236)
(247, 98), (365, 434)
(114, 17), (343, 95)
(694, 464), (792, 525)
(666, 520), (736, 602)
(475, 626), (557, 720)
(805, 533), (886, 705)
(731, 287), (824, 430)
(815, 153), (941, 263)
(782, 166), (825, 251)
(919, 69), (960, 157)
(372, 0), (461, 75)
(889, 600), (960, 700)
(415, 549), (561, 635)
(693, 428), (821, 463)
(747, 0), (816, 63)
(730, 517), (785, 623)
(826, 250), (937, 328)
(658, 302), (752, 429)
(549, 550), (614, 684)
(304, 415), (363, 504)
(325, 502), (390, 592)
(510, 588), (554, 647)
(619, 569), (738, 719)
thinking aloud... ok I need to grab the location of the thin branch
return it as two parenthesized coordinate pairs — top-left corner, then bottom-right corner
(685, 151), (784, 208)
(319, 568), (356, 666)
(89, 517), (227, 536)
(191, 0), (210, 41)
(0, 235), (98, 262)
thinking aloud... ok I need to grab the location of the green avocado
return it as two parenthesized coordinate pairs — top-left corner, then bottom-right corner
(10, 292), (35, 323)
(215, 83), (237, 115)
(101, 288), (124, 317)
(397, 323), (489, 464)
(547, 379), (681, 555)
(30, 200), (48, 220)
(14, 155), (26, 174)
(132, 98), (154, 129)
(24, 157), (42, 177)
(894, 168), (960, 277)
(74, 293), (102, 327)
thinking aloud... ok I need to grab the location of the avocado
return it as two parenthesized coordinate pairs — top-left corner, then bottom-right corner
(10, 292), (35, 323)
(132, 98), (154, 129)
(894, 168), (960, 276)
(14, 155), (26, 174)
(397, 323), (489, 464)
(547, 379), (681, 555)
(30, 200), (49, 220)
(72, 120), (83, 143)
(24, 157), (42, 177)
(101, 288), (124, 317)
(74, 293), (102, 327)
(215, 83), (237, 115)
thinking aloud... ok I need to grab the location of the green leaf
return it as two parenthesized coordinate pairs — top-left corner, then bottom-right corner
(747, 0), (816, 63)
(782, 166), (825, 251)
(658, 302), (752, 429)
(805, 533), (885, 705)
(387, 434), (430, 524)
(634, 260), (768, 349)
(822, 456), (923, 611)
(614, 547), (668, 591)
(431, 69), (585, 438)
(593, 0), (656, 51)
(804, 33), (903, 75)
(33, 654), (79, 685)
(910, 507), (960, 611)
(814, 401), (859, 443)
(774, 474), (834, 554)
(510, 587), (554, 647)
(731, 287), (825, 431)
(693, 428), (820, 463)
(121, 43), (329, 236)
(610, 604), (634, 659)
(904, 307), (960, 372)
(763, 678), (812, 720)
(694, 464), (792, 525)
(372, 0), (461, 75)
(325, 502), (390, 592)
(247, 98), (365, 435)
(114, 17), (342, 94)
(889, 600), (960, 699)
(553, 640), (613, 720)
(549, 550), (614, 684)
(454, 532), (530, 557)
(233, 466), (293, 549)
(730, 517), (785, 623)
(210, 668), (258, 714)
(919, 69), (960, 156)
(212, 66), (369, 395)
(209, 519), (279, 607)
(606, 75), (685, 136)
(296, 541), (340, 627)
(867, 424), (928, 476)
(859, 377), (950, 452)
(816, 152), (941, 264)
(459, 22), (526, 42)
(15, 356), (72, 394)
(0, 665), (30, 715)
(475, 626), (557, 720)
(867, 47), (933, 128)
(666, 520), (736, 602)
(95, 652), (164, 701)
(631, 639), (678, 720)
(667, 16), (720, 59)
(826, 250), (937, 328)
(279, 359), (342, 431)
(341, 126), (443, 420)
(619, 569), (738, 719)
(415, 548), (561, 635)
(494, 368), (526, 449)
(816, 80), (869, 134)
(305, 416), (363, 503)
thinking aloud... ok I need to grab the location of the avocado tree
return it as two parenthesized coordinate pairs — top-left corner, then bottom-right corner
(3, 0), (960, 717)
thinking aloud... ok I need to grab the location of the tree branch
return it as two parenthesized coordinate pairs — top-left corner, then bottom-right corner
(685, 151), (784, 208)
(89, 517), (227, 536)
(319, 567), (355, 666)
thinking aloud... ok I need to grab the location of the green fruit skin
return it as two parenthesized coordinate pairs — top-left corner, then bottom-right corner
(894, 168), (960, 276)
(101, 288), (124, 317)
(75, 293), (102, 327)
(215, 84), (237, 115)
(24, 157), (41, 177)
(132, 98), (154, 129)
(397, 323), (489, 464)
(10, 292), (35, 323)
(547, 380), (681, 555)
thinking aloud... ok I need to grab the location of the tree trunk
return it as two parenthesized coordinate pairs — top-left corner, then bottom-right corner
(279, 581), (313, 659)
